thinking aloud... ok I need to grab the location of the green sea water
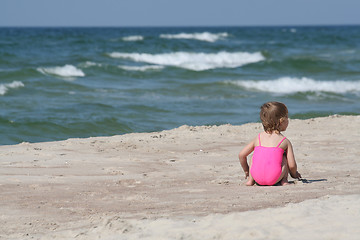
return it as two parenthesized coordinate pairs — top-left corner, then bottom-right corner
(0, 26), (359, 145)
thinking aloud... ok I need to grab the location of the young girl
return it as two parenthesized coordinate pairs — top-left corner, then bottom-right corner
(239, 101), (301, 186)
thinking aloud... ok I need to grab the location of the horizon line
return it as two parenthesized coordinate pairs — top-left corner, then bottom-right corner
(1, 23), (360, 28)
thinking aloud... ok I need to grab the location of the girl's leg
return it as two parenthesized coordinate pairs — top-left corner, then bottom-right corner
(246, 157), (255, 186)
(276, 155), (289, 186)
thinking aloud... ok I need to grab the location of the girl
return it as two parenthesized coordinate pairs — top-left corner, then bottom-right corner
(239, 101), (301, 186)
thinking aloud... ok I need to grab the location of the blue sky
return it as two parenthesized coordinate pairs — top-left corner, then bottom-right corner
(1, 0), (360, 27)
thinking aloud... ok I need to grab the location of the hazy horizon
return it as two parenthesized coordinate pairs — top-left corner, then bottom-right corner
(1, 0), (360, 27)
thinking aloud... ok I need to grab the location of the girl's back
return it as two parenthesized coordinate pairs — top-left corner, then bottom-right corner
(250, 132), (286, 185)
(255, 132), (286, 148)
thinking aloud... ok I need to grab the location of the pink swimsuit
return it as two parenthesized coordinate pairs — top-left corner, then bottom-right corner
(250, 134), (286, 186)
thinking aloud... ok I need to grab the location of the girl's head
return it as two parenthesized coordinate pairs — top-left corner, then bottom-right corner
(260, 101), (289, 133)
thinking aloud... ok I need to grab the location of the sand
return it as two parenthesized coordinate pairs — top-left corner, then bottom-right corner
(1, 115), (360, 239)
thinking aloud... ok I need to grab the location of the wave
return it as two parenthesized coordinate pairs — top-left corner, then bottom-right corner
(282, 28), (297, 33)
(160, 32), (228, 42)
(37, 65), (85, 78)
(0, 81), (24, 96)
(109, 51), (265, 71)
(80, 61), (103, 68)
(227, 77), (360, 94)
(122, 35), (144, 41)
(118, 65), (164, 72)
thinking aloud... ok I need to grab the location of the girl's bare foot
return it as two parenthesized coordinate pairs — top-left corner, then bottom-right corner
(246, 179), (255, 186)
(280, 178), (289, 186)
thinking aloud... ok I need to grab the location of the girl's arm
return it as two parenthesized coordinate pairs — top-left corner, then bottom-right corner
(285, 140), (301, 179)
(239, 138), (255, 178)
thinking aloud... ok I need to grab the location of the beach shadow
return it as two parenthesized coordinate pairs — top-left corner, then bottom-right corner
(256, 178), (327, 186)
(298, 178), (327, 184)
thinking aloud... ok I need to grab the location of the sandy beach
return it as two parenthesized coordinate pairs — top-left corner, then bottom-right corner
(1, 115), (360, 239)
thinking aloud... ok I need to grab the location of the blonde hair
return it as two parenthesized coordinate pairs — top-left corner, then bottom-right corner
(260, 101), (288, 133)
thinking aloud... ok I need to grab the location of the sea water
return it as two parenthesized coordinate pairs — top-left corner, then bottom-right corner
(0, 26), (359, 145)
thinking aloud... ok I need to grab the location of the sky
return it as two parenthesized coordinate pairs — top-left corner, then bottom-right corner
(1, 0), (360, 27)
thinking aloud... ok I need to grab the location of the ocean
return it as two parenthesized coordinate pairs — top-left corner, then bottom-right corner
(0, 26), (359, 145)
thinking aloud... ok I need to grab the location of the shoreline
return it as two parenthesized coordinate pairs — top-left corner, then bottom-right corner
(1, 115), (360, 239)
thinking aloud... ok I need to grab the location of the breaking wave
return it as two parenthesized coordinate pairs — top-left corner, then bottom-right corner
(0, 81), (24, 96)
(227, 77), (360, 94)
(122, 35), (144, 41)
(160, 32), (228, 42)
(118, 65), (164, 71)
(109, 51), (265, 71)
(37, 65), (85, 78)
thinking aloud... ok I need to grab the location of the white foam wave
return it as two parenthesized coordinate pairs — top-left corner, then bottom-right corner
(282, 28), (297, 33)
(118, 65), (164, 72)
(37, 65), (85, 77)
(81, 61), (102, 68)
(122, 35), (144, 41)
(0, 81), (24, 95)
(109, 51), (265, 71)
(160, 32), (228, 42)
(227, 77), (360, 94)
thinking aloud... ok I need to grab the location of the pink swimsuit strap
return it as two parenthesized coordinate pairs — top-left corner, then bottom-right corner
(258, 134), (286, 148)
